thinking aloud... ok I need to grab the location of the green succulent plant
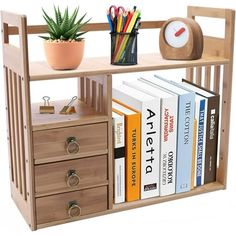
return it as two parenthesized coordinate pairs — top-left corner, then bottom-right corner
(40, 6), (91, 41)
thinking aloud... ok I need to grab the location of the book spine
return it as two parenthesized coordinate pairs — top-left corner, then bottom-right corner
(112, 115), (125, 203)
(160, 97), (178, 196)
(196, 99), (206, 186)
(204, 96), (219, 184)
(125, 114), (141, 201)
(176, 93), (195, 193)
(141, 102), (160, 199)
(191, 118), (198, 189)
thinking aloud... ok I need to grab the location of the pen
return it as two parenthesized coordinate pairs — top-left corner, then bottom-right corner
(106, 10), (113, 32)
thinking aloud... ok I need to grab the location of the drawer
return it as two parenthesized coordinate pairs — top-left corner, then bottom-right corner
(35, 155), (108, 196)
(36, 186), (108, 225)
(33, 123), (107, 163)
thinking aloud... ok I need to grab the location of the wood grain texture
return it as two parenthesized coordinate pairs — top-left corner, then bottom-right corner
(213, 65), (221, 93)
(8, 21), (165, 35)
(35, 155), (108, 197)
(37, 182), (224, 229)
(29, 54), (229, 81)
(33, 123), (108, 163)
(36, 186), (108, 225)
(31, 99), (108, 131)
(204, 66), (211, 89)
(217, 9), (235, 187)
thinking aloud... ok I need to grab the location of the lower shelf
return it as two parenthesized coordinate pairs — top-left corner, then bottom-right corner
(36, 181), (224, 229)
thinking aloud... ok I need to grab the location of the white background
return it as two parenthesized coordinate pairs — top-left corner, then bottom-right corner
(0, 0), (235, 235)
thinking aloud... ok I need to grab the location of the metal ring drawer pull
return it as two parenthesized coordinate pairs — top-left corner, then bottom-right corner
(66, 170), (80, 187)
(65, 136), (80, 154)
(68, 201), (81, 218)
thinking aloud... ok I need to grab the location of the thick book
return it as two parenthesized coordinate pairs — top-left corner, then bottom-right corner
(112, 110), (125, 204)
(182, 80), (220, 184)
(113, 85), (160, 199)
(112, 99), (141, 202)
(179, 82), (208, 186)
(124, 79), (178, 196)
(144, 75), (195, 193)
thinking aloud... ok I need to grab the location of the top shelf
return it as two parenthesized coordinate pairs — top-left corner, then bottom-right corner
(29, 53), (229, 81)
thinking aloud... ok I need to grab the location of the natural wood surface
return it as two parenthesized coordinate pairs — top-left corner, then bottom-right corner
(36, 186), (108, 225)
(31, 99), (108, 131)
(37, 182), (224, 229)
(35, 155), (108, 197)
(33, 122), (108, 163)
(29, 53), (229, 81)
(7, 21), (165, 35)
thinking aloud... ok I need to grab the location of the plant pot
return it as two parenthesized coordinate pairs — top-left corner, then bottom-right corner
(44, 40), (85, 70)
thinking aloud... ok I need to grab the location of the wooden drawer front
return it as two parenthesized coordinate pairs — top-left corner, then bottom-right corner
(33, 123), (107, 163)
(35, 155), (108, 196)
(36, 186), (108, 225)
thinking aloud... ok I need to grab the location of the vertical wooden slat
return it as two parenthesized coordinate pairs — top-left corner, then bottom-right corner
(12, 72), (22, 192)
(204, 66), (211, 89)
(186, 68), (194, 82)
(17, 75), (27, 200)
(98, 84), (104, 113)
(79, 77), (85, 102)
(103, 75), (113, 209)
(213, 65), (221, 93)
(85, 78), (91, 105)
(217, 9), (235, 187)
(91, 80), (97, 108)
(4, 66), (14, 182)
(195, 67), (202, 86)
(8, 70), (17, 185)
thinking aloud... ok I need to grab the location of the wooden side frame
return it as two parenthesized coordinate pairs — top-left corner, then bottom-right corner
(1, 11), (36, 230)
(187, 6), (235, 188)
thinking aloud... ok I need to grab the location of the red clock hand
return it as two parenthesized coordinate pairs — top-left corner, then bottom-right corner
(175, 27), (186, 37)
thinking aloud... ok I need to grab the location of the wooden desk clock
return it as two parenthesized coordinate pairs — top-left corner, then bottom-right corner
(159, 17), (204, 60)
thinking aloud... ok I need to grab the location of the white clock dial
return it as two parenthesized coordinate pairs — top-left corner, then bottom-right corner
(164, 21), (190, 48)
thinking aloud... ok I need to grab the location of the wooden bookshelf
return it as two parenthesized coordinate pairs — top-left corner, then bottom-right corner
(1, 6), (235, 230)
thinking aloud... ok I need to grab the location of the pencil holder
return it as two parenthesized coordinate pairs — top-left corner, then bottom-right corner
(110, 32), (138, 65)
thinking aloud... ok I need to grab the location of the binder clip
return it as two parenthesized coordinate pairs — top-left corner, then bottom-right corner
(39, 96), (55, 114)
(60, 96), (77, 115)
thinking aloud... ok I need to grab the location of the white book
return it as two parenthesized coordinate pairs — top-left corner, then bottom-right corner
(113, 84), (160, 199)
(124, 79), (178, 196)
(112, 111), (125, 203)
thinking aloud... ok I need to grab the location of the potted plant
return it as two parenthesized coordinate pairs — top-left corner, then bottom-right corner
(40, 6), (91, 70)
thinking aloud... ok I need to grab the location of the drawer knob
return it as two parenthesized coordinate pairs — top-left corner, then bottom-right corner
(68, 201), (81, 218)
(66, 136), (80, 154)
(66, 170), (80, 187)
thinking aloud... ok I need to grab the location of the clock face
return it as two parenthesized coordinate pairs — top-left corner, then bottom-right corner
(164, 21), (190, 48)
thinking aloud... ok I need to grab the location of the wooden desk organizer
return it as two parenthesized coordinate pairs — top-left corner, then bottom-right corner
(1, 6), (235, 230)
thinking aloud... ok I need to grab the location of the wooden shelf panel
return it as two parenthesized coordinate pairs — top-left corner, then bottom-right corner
(113, 181), (224, 211)
(32, 100), (108, 131)
(37, 182), (224, 229)
(29, 53), (229, 81)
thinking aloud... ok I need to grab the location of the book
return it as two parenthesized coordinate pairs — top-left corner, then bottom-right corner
(113, 84), (160, 199)
(144, 75), (195, 193)
(112, 110), (125, 203)
(112, 99), (141, 201)
(178, 82), (208, 186)
(191, 119), (198, 189)
(124, 79), (178, 196)
(182, 80), (219, 184)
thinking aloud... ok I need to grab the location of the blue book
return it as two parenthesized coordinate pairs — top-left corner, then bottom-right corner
(196, 100), (206, 186)
(144, 75), (195, 193)
(179, 82), (208, 186)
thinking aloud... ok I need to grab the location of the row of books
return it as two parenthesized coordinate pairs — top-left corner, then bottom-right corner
(112, 75), (219, 203)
